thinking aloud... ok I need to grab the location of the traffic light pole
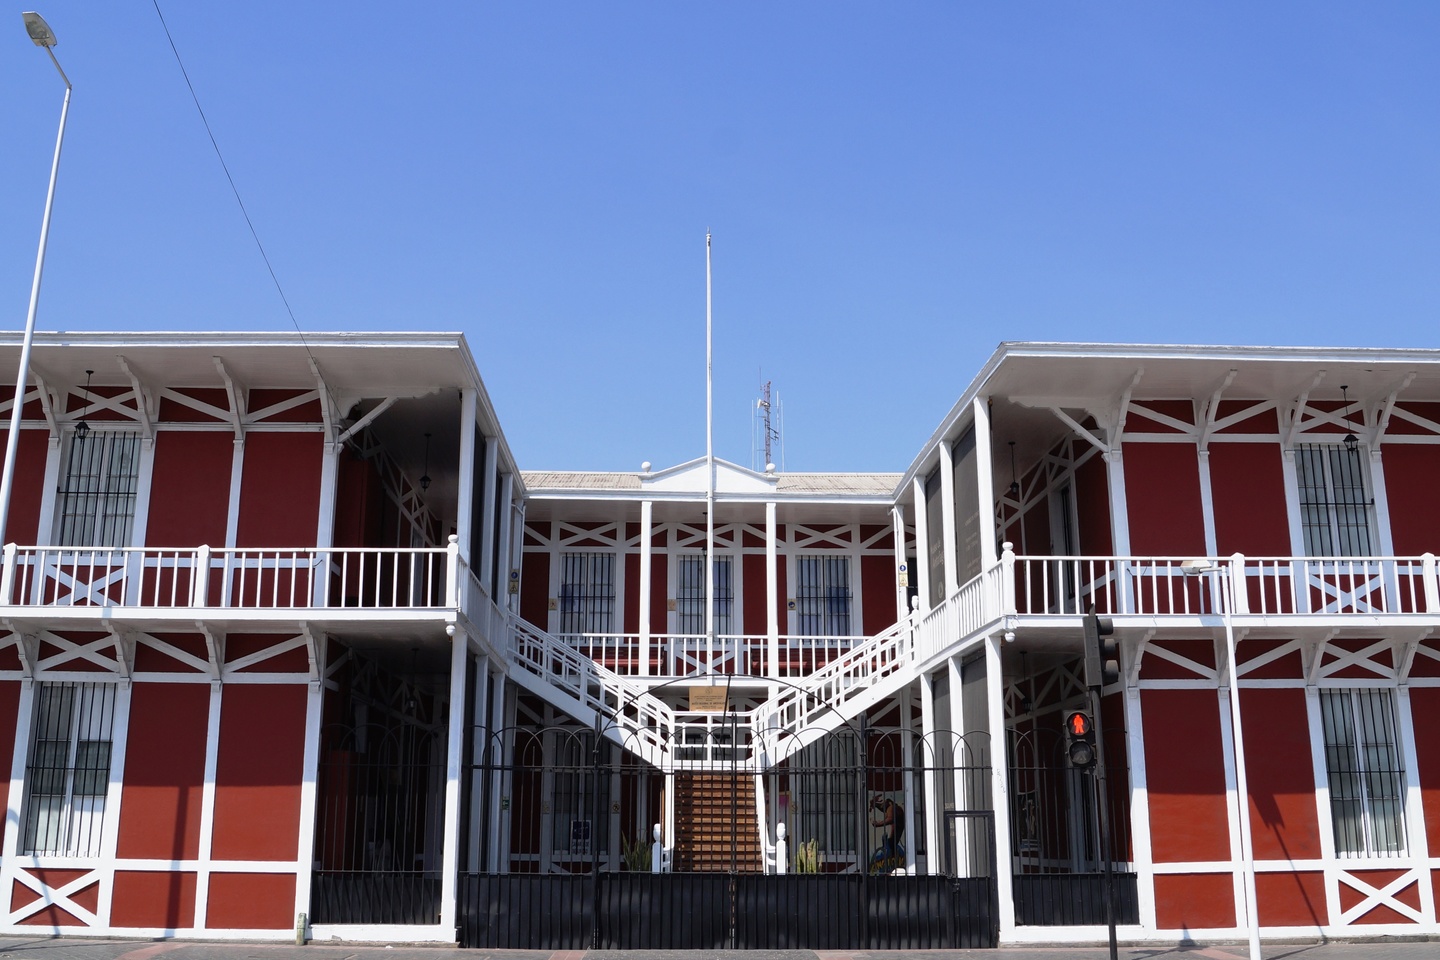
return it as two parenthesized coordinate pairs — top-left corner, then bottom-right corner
(1088, 683), (1118, 960)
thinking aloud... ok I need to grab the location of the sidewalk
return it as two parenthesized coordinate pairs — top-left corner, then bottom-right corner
(1, 939), (1439, 960)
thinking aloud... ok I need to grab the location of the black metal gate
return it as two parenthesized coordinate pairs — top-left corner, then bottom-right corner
(1008, 725), (1139, 926)
(458, 715), (998, 949)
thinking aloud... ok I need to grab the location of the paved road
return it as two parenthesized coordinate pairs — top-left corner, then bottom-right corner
(1, 939), (1439, 960)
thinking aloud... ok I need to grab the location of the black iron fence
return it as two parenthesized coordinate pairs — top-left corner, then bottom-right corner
(460, 869), (996, 949)
(457, 718), (997, 948)
(1008, 723), (1137, 926)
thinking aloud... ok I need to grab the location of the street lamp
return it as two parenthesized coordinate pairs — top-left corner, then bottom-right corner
(0, 12), (72, 545)
(1182, 557), (1260, 960)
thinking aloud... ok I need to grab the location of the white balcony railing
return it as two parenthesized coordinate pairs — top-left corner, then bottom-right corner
(0, 539), (467, 613)
(1010, 553), (1440, 618)
(546, 631), (867, 679)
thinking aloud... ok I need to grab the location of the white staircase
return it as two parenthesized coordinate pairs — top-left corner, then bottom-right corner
(504, 553), (1011, 770)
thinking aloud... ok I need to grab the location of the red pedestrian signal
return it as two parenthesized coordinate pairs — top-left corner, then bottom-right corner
(1065, 710), (1096, 769)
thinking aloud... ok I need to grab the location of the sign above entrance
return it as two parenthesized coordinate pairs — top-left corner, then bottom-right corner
(689, 686), (728, 712)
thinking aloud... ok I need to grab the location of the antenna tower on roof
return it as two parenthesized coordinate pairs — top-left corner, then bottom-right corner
(752, 378), (784, 472)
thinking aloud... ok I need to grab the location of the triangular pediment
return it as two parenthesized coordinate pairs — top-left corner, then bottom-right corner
(642, 457), (777, 495)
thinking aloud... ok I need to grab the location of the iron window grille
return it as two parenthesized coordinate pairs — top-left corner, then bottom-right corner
(55, 431), (142, 548)
(21, 681), (116, 857)
(1320, 688), (1407, 857)
(796, 555), (852, 637)
(1296, 443), (1374, 556)
(676, 554), (733, 636)
(557, 552), (616, 636)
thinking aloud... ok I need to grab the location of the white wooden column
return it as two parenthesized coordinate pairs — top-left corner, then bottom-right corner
(455, 389), (477, 560)
(1105, 448), (1131, 556)
(1396, 685), (1437, 924)
(766, 501), (779, 678)
(938, 440), (958, 597)
(0, 679), (36, 910)
(33, 434), (62, 546)
(639, 500), (653, 677)
(1123, 683), (1157, 928)
(918, 671), (940, 872)
(485, 677), (508, 872)
(496, 473), (514, 607)
(986, 635), (1014, 937)
(913, 476), (932, 613)
(1369, 449), (1397, 557)
(466, 655), (491, 872)
(438, 627), (470, 932)
(311, 441), (340, 607)
(293, 652), (326, 936)
(224, 439), (245, 548)
(1197, 449), (1218, 556)
(973, 397), (998, 569)
(892, 504), (909, 622)
(479, 436), (499, 591)
(1281, 448), (1306, 556)
(193, 680), (224, 929)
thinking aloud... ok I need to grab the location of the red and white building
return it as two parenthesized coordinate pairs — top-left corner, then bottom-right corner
(1, 333), (1439, 948)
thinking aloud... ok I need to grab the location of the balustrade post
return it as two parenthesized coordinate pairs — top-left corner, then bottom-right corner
(999, 541), (1017, 616)
(0, 543), (15, 605)
(192, 545), (211, 608)
(1228, 553), (1249, 615)
(1423, 553), (1440, 613)
(652, 823), (662, 873)
(775, 821), (788, 875)
(446, 534), (461, 610)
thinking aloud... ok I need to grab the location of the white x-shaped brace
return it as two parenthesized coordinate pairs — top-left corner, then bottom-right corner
(8, 866), (100, 926)
(1336, 867), (1425, 925)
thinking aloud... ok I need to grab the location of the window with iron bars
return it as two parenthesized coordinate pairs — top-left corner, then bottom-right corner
(557, 552), (615, 636)
(22, 681), (116, 857)
(676, 554), (733, 636)
(1320, 688), (1407, 857)
(796, 555), (852, 637)
(1296, 443), (1374, 556)
(55, 431), (143, 547)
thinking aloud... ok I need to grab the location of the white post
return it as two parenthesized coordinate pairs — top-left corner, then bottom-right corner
(986, 634), (1015, 937)
(1219, 567), (1261, 960)
(775, 821), (788, 875)
(192, 544), (211, 608)
(292, 663), (326, 941)
(913, 476), (932, 613)
(972, 396), (998, 570)
(766, 501), (779, 678)
(1422, 553), (1439, 612)
(480, 436), (499, 590)
(639, 499), (653, 676)
(0, 542), (16, 604)
(651, 822), (663, 873)
(456, 390), (477, 559)
(438, 627), (469, 934)
(892, 504), (909, 622)
(938, 440), (958, 597)
(446, 534), (461, 608)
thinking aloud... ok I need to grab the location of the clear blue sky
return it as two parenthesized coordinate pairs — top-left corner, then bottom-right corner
(2, 3), (1437, 474)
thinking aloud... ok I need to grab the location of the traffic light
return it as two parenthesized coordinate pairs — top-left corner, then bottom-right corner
(1065, 710), (1096, 769)
(1083, 612), (1119, 688)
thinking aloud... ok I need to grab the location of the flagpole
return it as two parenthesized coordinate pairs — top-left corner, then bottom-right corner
(705, 233), (715, 671)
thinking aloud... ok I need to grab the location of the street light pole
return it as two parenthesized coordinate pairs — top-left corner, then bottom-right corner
(0, 11), (72, 546)
(1184, 557), (1261, 960)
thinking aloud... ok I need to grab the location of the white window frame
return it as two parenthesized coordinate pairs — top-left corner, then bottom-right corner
(1294, 442), (1376, 557)
(1319, 687), (1407, 858)
(20, 681), (117, 857)
(53, 430), (144, 548)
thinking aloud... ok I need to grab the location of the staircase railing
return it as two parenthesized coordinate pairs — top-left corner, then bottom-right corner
(508, 615), (674, 765)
